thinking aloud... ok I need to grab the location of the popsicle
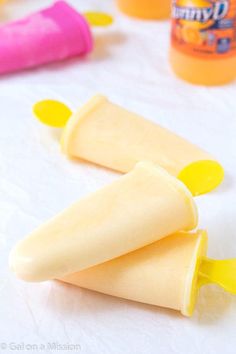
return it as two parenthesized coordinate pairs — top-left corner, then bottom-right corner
(0, 1), (113, 75)
(9, 161), (197, 282)
(60, 230), (236, 316)
(33, 95), (224, 196)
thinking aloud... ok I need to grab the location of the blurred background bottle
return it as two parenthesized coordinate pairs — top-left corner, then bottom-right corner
(117, 0), (170, 19)
(170, 0), (236, 85)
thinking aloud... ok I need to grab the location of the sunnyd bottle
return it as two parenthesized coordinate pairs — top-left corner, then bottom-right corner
(170, 0), (236, 85)
(117, 0), (171, 19)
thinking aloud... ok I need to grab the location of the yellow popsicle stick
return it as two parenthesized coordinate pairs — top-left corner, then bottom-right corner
(33, 100), (72, 128)
(83, 11), (114, 27)
(178, 160), (224, 197)
(198, 257), (236, 294)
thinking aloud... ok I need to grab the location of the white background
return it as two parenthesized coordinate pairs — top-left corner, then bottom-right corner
(0, 1), (236, 353)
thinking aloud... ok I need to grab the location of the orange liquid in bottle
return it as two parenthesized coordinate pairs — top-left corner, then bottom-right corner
(117, 0), (171, 19)
(170, 0), (236, 85)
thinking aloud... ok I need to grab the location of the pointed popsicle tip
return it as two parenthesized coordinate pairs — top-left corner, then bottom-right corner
(178, 160), (224, 196)
(9, 242), (56, 282)
(9, 245), (39, 282)
(33, 99), (72, 128)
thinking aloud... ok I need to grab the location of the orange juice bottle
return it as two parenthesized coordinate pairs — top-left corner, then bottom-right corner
(117, 0), (171, 19)
(170, 0), (236, 85)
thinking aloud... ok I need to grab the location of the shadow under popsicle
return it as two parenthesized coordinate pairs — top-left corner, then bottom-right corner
(45, 280), (232, 323)
(89, 31), (127, 62)
(47, 280), (183, 320)
(36, 31), (127, 76)
(194, 285), (233, 324)
(210, 172), (234, 194)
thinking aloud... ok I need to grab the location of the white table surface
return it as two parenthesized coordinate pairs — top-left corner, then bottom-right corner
(1, 1), (236, 353)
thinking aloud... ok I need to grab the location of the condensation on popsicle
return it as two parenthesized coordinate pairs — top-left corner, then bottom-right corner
(61, 95), (224, 196)
(9, 162), (197, 282)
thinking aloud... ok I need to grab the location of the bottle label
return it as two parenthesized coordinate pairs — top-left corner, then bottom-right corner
(171, 0), (236, 58)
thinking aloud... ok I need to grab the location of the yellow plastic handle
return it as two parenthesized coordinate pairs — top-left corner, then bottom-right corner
(83, 12), (114, 27)
(178, 160), (224, 197)
(198, 257), (236, 294)
(33, 100), (72, 128)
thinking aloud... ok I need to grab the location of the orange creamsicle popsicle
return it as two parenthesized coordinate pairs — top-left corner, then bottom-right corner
(60, 230), (207, 316)
(61, 95), (224, 196)
(9, 161), (197, 282)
